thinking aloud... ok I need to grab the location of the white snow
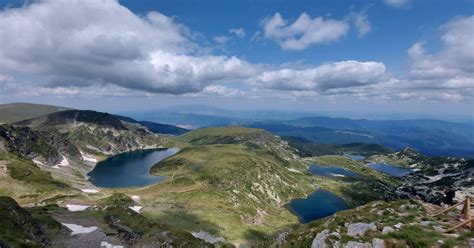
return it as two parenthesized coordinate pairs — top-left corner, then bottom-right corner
(131, 195), (140, 201)
(80, 189), (99, 193)
(287, 168), (301, 173)
(66, 204), (90, 212)
(80, 151), (97, 163)
(129, 205), (143, 213)
(56, 155), (69, 167)
(62, 223), (98, 235)
(330, 173), (346, 178)
(32, 159), (44, 165)
(100, 241), (124, 248)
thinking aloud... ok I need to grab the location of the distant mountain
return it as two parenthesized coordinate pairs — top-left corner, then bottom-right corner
(0, 102), (71, 123)
(247, 117), (474, 157)
(114, 115), (188, 135)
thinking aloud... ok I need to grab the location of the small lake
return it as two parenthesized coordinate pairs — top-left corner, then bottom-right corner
(309, 164), (360, 179)
(343, 152), (365, 161)
(368, 163), (411, 177)
(88, 148), (178, 188)
(286, 189), (349, 223)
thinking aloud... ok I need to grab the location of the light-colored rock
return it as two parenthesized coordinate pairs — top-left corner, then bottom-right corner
(347, 222), (376, 237)
(344, 241), (372, 248)
(191, 231), (225, 244)
(420, 221), (432, 226)
(381, 226), (395, 234)
(311, 229), (329, 248)
(393, 223), (404, 229)
(372, 238), (385, 248)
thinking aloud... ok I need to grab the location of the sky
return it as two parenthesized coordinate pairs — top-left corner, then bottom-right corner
(0, 0), (473, 119)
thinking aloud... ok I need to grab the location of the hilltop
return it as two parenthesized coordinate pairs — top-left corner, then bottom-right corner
(0, 102), (70, 124)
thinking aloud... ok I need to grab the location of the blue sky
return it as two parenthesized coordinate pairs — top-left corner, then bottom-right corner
(0, 0), (473, 119)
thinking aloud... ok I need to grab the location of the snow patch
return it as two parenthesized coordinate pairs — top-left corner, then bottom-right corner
(32, 159), (44, 165)
(330, 173), (346, 178)
(100, 241), (124, 248)
(80, 151), (97, 163)
(80, 189), (99, 193)
(66, 204), (90, 212)
(287, 168), (301, 173)
(56, 155), (69, 167)
(62, 223), (98, 235)
(129, 205), (143, 213)
(131, 195), (140, 201)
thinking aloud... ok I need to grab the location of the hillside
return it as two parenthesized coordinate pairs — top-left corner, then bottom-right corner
(0, 102), (70, 124)
(115, 115), (189, 135)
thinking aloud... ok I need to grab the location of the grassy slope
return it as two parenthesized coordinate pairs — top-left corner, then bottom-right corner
(0, 102), (70, 124)
(125, 127), (398, 245)
(267, 199), (473, 248)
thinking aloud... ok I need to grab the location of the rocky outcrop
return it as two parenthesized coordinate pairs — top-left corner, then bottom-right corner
(346, 222), (376, 237)
(0, 196), (50, 247)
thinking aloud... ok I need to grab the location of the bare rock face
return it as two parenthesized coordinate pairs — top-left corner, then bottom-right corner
(347, 222), (376, 237)
(311, 229), (329, 248)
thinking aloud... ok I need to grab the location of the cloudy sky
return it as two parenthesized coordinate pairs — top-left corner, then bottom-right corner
(0, 0), (473, 118)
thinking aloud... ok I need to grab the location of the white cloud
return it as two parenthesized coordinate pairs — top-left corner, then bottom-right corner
(261, 12), (350, 50)
(384, 0), (410, 8)
(213, 35), (230, 44)
(407, 16), (474, 93)
(249, 61), (387, 92)
(350, 11), (371, 38)
(0, 0), (256, 95)
(229, 27), (246, 38)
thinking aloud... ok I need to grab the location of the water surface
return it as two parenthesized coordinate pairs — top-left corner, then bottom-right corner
(343, 152), (366, 161)
(309, 164), (360, 179)
(368, 163), (411, 177)
(286, 189), (349, 223)
(88, 148), (178, 188)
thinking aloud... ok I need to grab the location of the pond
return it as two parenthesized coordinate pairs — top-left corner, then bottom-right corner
(343, 152), (366, 161)
(368, 162), (411, 177)
(87, 148), (178, 188)
(309, 164), (360, 179)
(286, 189), (349, 223)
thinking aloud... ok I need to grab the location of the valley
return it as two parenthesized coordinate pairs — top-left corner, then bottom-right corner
(0, 103), (472, 247)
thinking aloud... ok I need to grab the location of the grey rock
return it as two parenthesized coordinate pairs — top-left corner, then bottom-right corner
(344, 241), (372, 248)
(420, 221), (433, 226)
(381, 226), (394, 234)
(347, 222), (377, 237)
(372, 238), (385, 248)
(311, 229), (329, 248)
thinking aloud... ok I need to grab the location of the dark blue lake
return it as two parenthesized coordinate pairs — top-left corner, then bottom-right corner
(286, 189), (349, 223)
(343, 152), (366, 161)
(368, 163), (411, 177)
(309, 164), (360, 179)
(88, 148), (178, 188)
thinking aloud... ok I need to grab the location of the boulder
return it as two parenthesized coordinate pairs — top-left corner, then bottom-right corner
(311, 229), (329, 248)
(344, 241), (372, 248)
(347, 222), (377, 237)
(372, 238), (385, 248)
(381, 226), (395, 234)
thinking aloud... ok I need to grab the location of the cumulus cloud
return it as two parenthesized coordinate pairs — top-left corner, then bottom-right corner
(0, 0), (256, 94)
(249, 61), (387, 91)
(406, 16), (474, 94)
(229, 28), (246, 38)
(261, 13), (350, 50)
(384, 0), (410, 8)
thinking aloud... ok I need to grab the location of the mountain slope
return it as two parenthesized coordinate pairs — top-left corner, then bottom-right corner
(15, 110), (177, 155)
(114, 115), (189, 135)
(0, 102), (71, 124)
